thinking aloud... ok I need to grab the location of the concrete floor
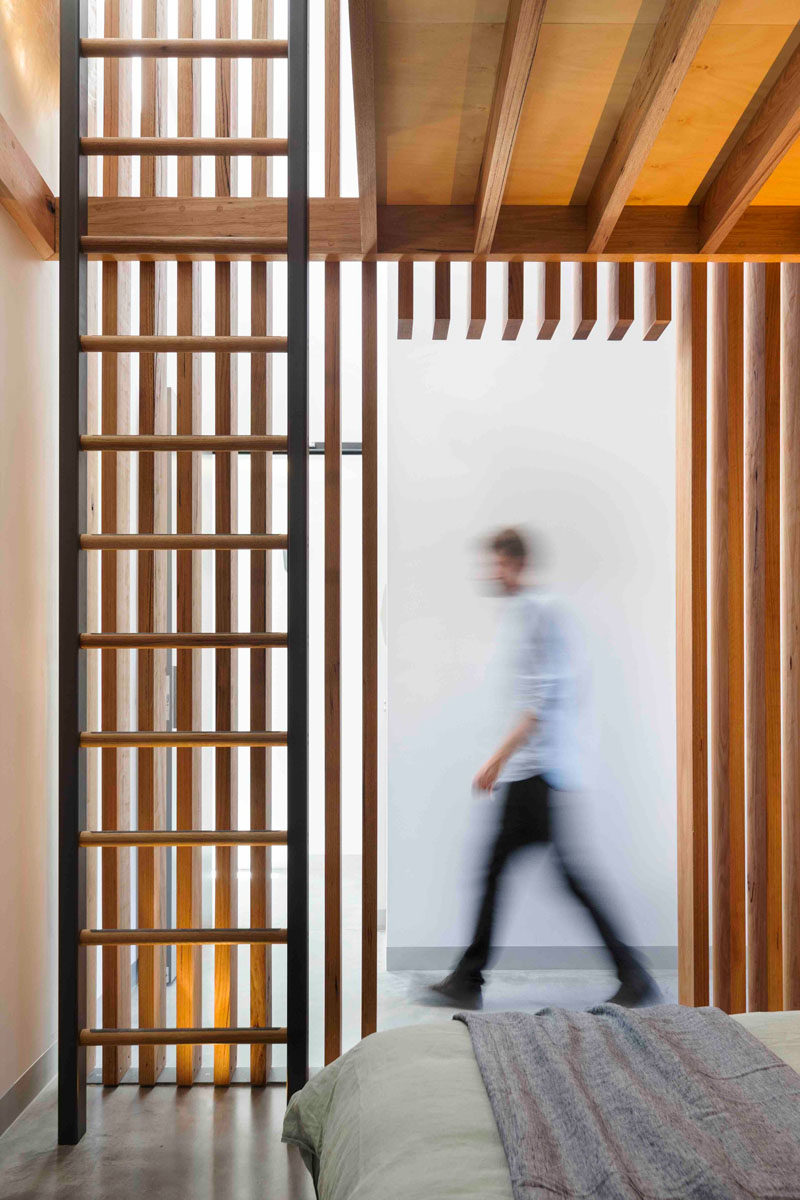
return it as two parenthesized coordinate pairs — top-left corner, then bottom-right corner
(0, 1080), (315, 1200)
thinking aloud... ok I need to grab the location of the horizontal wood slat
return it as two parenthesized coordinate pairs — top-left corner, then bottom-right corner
(80, 534), (286, 550)
(80, 731), (287, 748)
(81, 137), (287, 157)
(81, 335), (287, 353)
(79, 1027), (288, 1045)
(79, 928), (288, 945)
(80, 830), (287, 847)
(82, 235), (287, 260)
(81, 434), (287, 451)
(80, 632), (287, 649)
(80, 197), (800, 262)
(80, 38), (287, 58)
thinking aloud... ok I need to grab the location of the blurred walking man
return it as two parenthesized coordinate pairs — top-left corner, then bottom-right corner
(430, 527), (658, 1011)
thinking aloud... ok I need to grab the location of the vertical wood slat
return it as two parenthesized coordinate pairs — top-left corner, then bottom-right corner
(503, 261), (524, 341)
(643, 262), (671, 341)
(675, 262), (709, 1007)
(137, 0), (169, 1087)
(608, 262), (634, 341)
(536, 261), (560, 340)
(433, 260), (450, 340)
(709, 264), (746, 1015)
(782, 263), (800, 1011)
(361, 261), (378, 1038)
(100, 0), (132, 1086)
(573, 261), (596, 340)
(175, 0), (203, 1087)
(744, 262), (783, 1012)
(467, 261), (486, 340)
(215, 0), (240, 1086)
(250, 0), (274, 1089)
(324, 0), (342, 1068)
(397, 260), (413, 339)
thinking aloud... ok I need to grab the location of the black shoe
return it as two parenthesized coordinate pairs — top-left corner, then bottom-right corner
(606, 969), (661, 1009)
(427, 972), (483, 1010)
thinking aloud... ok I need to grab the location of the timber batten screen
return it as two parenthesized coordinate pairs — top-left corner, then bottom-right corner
(58, 0), (309, 1140)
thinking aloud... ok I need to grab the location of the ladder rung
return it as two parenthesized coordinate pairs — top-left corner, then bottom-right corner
(79, 1027), (288, 1046)
(80, 435), (288, 452)
(81, 137), (288, 157)
(80, 534), (287, 551)
(79, 830), (287, 847)
(80, 731), (287, 748)
(80, 335), (287, 354)
(80, 632), (287, 649)
(79, 928), (288, 946)
(80, 38), (288, 59)
(82, 235), (288, 261)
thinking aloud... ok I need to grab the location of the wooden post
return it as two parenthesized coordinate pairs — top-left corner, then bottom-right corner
(709, 264), (745, 1014)
(397, 260), (413, 339)
(536, 261), (560, 340)
(675, 262), (709, 1007)
(744, 262), (783, 1012)
(214, 0), (240, 1085)
(433, 260), (450, 339)
(467, 261), (486, 340)
(361, 261), (378, 1038)
(137, 0), (169, 1086)
(608, 262), (634, 341)
(250, 0), (275, 1089)
(782, 263), (800, 1011)
(175, 0), (203, 1087)
(100, 0), (132, 1087)
(573, 262), (596, 340)
(643, 262), (671, 341)
(503, 261), (524, 341)
(324, 0), (342, 1067)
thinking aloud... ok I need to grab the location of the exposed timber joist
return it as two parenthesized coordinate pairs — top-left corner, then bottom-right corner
(0, 112), (56, 258)
(348, 0), (377, 255)
(81, 198), (800, 262)
(585, 0), (721, 253)
(473, 0), (546, 256)
(700, 37), (800, 253)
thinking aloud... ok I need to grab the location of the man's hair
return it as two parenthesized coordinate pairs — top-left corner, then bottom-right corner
(488, 526), (529, 564)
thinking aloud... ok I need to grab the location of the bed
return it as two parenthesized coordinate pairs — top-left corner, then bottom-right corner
(283, 1008), (800, 1200)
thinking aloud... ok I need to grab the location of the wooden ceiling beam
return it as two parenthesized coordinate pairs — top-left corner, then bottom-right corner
(473, 0), (547, 257)
(348, 0), (377, 255)
(0, 111), (56, 258)
(82, 197), (800, 262)
(700, 36), (800, 253)
(585, 0), (721, 254)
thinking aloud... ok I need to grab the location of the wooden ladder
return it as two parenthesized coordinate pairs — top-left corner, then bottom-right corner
(58, 0), (308, 1144)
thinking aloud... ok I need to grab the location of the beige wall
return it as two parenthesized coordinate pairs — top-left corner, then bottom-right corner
(0, 0), (60, 1101)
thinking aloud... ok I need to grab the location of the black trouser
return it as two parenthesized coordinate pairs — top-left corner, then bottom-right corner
(456, 774), (640, 984)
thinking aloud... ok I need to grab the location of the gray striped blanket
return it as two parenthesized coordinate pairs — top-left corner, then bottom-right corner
(456, 1004), (800, 1200)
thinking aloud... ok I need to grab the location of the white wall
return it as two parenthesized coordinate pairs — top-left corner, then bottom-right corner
(386, 262), (678, 966)
(0, 0), (59, 1102)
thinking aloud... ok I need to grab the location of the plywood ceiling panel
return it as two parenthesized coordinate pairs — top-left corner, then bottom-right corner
(374, 0), (800, 209)
(505, 21), (654, 205)
(631, 23), (796, 204)
(374, 6), (506, 204)
(753, 140), (800, 202)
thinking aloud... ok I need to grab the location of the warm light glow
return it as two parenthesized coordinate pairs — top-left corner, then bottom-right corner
(0, 0), (59, 113)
